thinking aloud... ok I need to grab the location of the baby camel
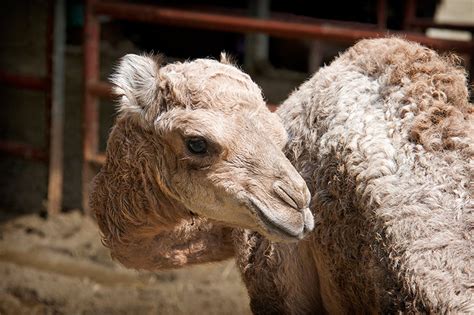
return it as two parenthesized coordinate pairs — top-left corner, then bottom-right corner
(90, 54), (314, 270)
(92, 38), (473, 313)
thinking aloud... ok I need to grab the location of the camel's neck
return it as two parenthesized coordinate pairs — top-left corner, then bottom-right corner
(91, 117), (189, 238)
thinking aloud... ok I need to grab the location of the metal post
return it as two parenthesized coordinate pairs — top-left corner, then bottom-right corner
(377, 0), (387, 29)
(244, 0), (270, 70)
(82, 0), (100, 212)
(47, 0), (65, 215)
(403, 0), (416, 30)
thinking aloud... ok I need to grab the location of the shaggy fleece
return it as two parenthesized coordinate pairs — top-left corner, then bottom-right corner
(238, 38), (473, 314)
(284, 37), (473, 312)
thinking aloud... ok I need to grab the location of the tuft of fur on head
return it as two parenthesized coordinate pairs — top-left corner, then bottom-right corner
(219, 52), (236, 65)
(110, 53), (163, 118)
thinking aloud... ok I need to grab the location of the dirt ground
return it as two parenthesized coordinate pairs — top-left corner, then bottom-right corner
(0, 210), (251, 315)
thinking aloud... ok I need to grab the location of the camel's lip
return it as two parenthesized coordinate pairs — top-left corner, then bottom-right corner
(247, 197), (305, 242)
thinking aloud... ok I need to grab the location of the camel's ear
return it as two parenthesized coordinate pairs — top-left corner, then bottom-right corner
(110, 54), (162, 114)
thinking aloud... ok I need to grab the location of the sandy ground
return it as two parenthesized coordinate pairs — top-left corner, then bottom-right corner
(0, 210), (251, 315)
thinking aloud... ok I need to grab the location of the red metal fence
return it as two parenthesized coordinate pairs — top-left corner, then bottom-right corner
(0, 0), (64, 215)
(82, 0), (474, 211)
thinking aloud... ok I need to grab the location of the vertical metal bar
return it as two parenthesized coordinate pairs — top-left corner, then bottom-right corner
(47, 0), (65, 215)
(244, 0), (270, 70)
(376, 0), (387, 30)
(403, 0), (416, 30)
(45, 0), (53, 171)
(82, 0), (100, 212)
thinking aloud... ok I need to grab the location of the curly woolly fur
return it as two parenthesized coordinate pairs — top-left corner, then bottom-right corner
(236, 37), (473, 314)
(92, 38), (473, 314)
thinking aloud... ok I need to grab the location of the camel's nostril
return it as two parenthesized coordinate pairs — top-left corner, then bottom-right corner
(273, 181), (307, 210)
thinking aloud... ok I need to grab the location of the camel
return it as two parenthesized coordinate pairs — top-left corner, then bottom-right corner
(91, 38), (473, 313)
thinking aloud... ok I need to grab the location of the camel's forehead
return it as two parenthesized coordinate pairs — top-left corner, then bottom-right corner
(163, 59), (245, 77)
(160, 59), (265, 111)
(161, 106), (284, 138)
(184, 108), (288, 148)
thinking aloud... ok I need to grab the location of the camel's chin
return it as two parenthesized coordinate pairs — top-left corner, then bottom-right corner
(247, 198), (314, 243)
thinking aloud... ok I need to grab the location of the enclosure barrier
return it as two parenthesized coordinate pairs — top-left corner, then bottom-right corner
(82, 0), (474, 211)
(0, 0), (65, 215)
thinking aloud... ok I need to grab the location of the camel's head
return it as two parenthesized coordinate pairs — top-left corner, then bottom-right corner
(108, 54), (313, 242)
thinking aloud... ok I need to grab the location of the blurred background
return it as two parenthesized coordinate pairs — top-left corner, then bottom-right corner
(0, 0), (472, 314)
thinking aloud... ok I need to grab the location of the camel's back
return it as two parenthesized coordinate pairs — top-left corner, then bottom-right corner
(278, 38), (473, 313)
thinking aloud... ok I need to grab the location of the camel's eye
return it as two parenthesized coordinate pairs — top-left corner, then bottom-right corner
(186, 137), (208, 155)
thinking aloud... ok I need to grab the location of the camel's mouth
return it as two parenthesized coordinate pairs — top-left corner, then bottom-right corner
(247, 197), (314, 242)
